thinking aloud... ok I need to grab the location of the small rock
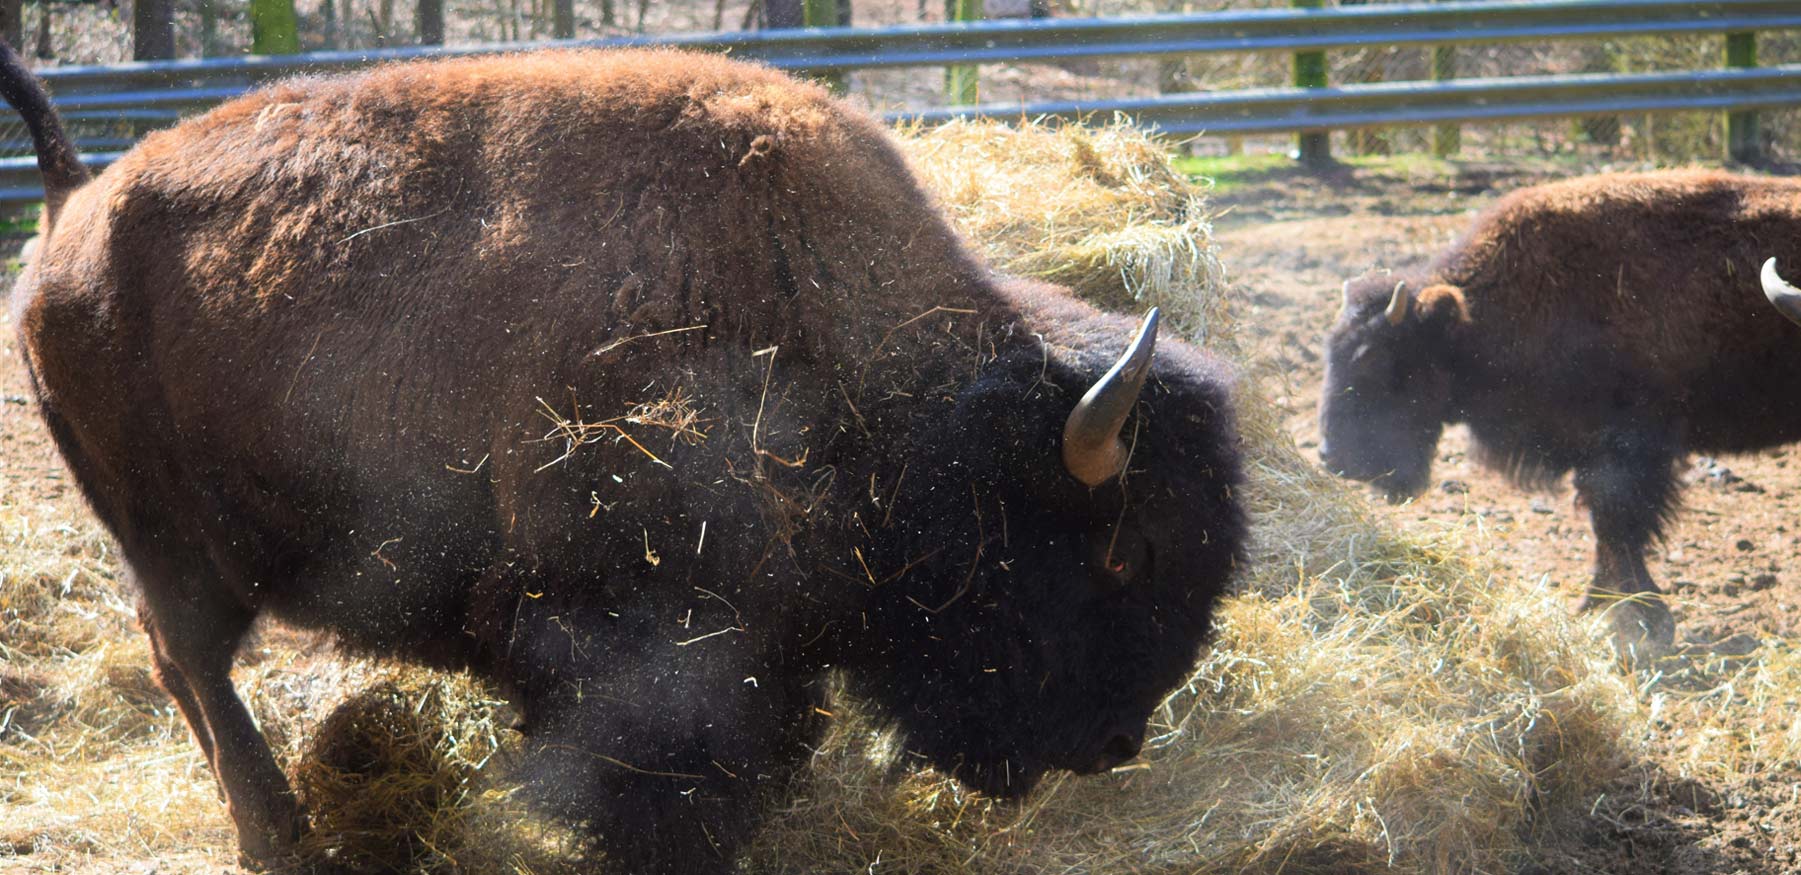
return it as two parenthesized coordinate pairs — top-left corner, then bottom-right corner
(1736, 539), (1756, 552)
(1751, 573), (1779, 591)
(1, 394), (27, 405)
(1440, 479), (1469, 495)
(1530, 497), (1555, 514)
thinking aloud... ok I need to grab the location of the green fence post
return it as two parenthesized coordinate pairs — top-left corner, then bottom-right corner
(249, 0), (299, 53)
(1292, 0), (1329, 166)
(1432, 42), (1458, 157)
(804, 0), (846, 93)
(946, 0), (982, 105)
(1726, 32), (1760, 163)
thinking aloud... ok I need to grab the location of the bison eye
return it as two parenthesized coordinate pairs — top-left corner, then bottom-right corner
(1090, 528), (1151, 588)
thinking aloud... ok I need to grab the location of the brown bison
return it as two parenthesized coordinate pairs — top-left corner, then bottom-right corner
(4, 44), (1246, 872)
(1318, 170), (1801, 648)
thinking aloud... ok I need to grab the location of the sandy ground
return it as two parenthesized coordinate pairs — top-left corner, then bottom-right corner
(1208, 156), (1801, 875)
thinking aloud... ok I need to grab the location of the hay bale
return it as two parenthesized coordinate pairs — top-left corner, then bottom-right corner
(895, 118), (1230, 348)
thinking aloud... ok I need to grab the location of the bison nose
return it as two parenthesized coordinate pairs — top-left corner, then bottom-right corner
(1317, 441), (1338, 468)
(1088, 729), (1145, 773)
(1104, 732), (1143, 763)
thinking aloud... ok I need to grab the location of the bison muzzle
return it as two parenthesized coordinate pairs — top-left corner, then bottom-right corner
(3, 44), (1246, 872)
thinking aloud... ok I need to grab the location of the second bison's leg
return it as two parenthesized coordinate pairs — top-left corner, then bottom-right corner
(1572, 431), (1679, 649)
(135, 561), (301, 866)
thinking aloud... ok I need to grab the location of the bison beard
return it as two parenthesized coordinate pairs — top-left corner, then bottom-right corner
(1319, 170), (1801, 652)
(4, 45), (1246, 872)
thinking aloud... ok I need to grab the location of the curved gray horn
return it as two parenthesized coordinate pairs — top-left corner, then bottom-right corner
(1063, 308), (1159, 487)
(1384, 280), (1411, 325)
(1762, 258), (1801, 326)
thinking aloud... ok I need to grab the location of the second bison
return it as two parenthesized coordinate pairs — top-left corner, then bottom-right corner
(1319, 170), (1801, 647)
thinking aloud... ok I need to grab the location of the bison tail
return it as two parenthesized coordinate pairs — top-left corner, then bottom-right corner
(0, 37), (89, 230)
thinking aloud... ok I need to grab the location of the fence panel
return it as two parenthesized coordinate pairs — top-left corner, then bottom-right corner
(0, 0), (1797, 205)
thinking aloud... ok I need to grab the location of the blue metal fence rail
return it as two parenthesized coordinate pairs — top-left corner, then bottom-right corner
(0, 0), (1797, 205)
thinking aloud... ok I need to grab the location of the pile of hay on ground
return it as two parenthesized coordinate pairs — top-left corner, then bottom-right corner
(896, 117), (1230, 348)
(4, 119), (1798, 875)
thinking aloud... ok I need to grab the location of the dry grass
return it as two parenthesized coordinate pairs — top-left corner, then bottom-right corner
(896, 118), (1230, 348)
(2, 118), (1798, 874)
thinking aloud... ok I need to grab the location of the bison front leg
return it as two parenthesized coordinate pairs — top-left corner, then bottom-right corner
(1572, 429), (1679, 653)
(508, 622), (825, 874)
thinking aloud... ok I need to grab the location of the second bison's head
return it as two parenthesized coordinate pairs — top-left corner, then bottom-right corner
(1318, 275), (1468, 501)
(849, 304), (1247, 799)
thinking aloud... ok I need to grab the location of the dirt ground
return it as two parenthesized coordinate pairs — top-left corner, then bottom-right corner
(1207, 156), (1801, 875)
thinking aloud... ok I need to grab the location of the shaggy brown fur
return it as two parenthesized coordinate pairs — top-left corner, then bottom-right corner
(1320, 169), (1801, 648)
(8, 45), (1246, 872)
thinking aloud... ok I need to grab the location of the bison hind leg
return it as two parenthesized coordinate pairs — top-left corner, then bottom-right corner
(1572, 426), (1682, 653)
(132, 561), (304, 867)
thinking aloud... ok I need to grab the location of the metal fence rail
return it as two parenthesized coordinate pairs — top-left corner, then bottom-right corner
(0, 0), (1797, 205)
(27, 0), (1801, 91)
(902, 64), (1801, 134)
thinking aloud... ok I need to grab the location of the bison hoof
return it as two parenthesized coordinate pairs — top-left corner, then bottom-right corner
(1592, 595), (1676, 663)
(234, 809), (306, 871)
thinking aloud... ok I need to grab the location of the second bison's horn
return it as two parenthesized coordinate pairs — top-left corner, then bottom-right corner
(1385, 280), (1411, 325)
(1063, 308), (1160, 487)
(1762, 258), (1801, 326)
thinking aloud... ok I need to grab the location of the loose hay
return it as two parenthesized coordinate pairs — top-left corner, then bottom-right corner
(288, 672), (575, 874)
(895, 117), (1230, 348)
(3, 118), (1799, 874)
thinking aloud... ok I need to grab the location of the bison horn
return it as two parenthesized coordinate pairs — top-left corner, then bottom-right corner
(1340, 280), (1353, 312)
(1063, 308), (1159, 487)
(1762, 258), (1801, 326)
(1384, 280), (1411, 325)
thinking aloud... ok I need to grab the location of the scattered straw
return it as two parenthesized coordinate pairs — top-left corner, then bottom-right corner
(895, 116), (1230, 348)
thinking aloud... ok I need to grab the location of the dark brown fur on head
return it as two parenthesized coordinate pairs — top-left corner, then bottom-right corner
(1318, 273), (1469, 500)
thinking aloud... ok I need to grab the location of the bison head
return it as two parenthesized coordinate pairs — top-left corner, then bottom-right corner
(1318, 275), (1467, 501)
(849, 306), (1246, 799)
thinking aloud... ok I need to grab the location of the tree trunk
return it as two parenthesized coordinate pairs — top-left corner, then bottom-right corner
(417, 0), (444, 43)
(765, 0), (801, 28)
(0, 0), (22, 51)
(554, 0), (574, 37)
(134, 0), (178, 60)
(32, 2), (50, 59)
(320, 0), (338, 49)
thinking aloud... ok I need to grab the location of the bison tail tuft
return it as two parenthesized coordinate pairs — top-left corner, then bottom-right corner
(0, 37), (88, 230)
